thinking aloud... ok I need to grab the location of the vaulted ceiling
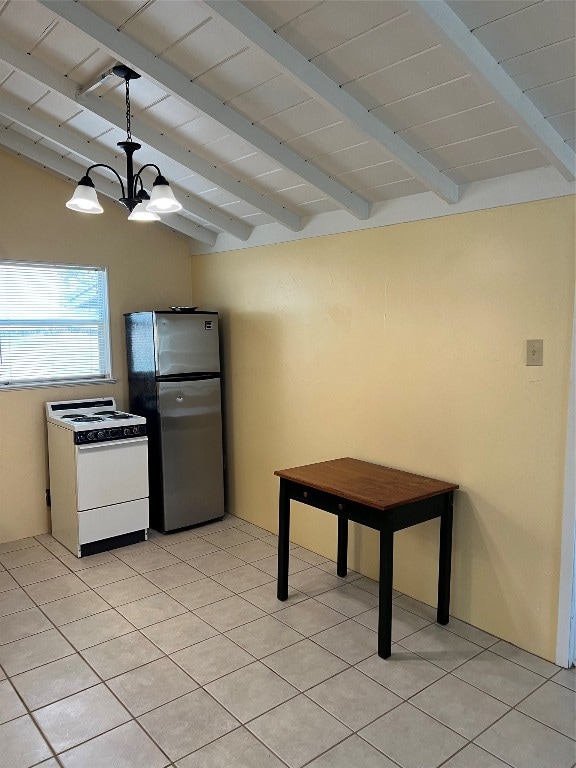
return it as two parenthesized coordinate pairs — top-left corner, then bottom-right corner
(0, 0), (574, 247)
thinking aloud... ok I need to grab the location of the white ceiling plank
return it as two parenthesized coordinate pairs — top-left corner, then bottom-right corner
(204, 0), (459, 204)
(39, 0), (371, 220)
(0, 129), (217, 245)
(0, 41), (302, 232)
(408, 0), (576, 181)
(0, 95), (251, 240)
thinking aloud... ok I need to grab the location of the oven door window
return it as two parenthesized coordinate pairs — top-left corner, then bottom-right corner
(76, 438), (148, 511)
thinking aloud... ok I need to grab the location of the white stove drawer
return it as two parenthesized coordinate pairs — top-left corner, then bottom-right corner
(78, 498), (149, 545)
(75, 437), (148, 511)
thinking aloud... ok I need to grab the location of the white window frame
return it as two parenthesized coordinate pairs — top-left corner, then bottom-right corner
(0, 261), (113, 390)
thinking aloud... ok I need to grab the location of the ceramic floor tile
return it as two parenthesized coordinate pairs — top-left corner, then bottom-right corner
(0, 587), (34, 617)
(475, 709), (576, 768)
(168, 578), (234, 610)
(307, 667), (402, 730)
(34, 683), (131, 753)
(107, 657), (198, 716)
(82, 631), (164, 680)
(142, 562), (205, 591)
(315, 583), (379, 617)
(176, 726), (286, 768)
(0, 628), (74, 676)
(141, 612), (218, 654)
(442, 617), (499, 649)
(354, 603), (431, 642)
(453, 650), (547, 705)
(58, 720), (170, 768)
(288, 547), (328, 566)
(77, 560), (137, 588)
(312, 618), (378, 664)
(0, 607), (52, 644)
(206, 661), (298, 723)
(191, 551), (247, 577)
(115, 592), (188, 628)
(262, 639), (347, 691)
(41, 590), (110, 626)
(224, 615), (304, 658)
(489, 640), (560, 678)
(202, 529), (257, 549)
(233, 521), (271, 538)
(442, 743), (513, 767)
(95, 574), (161, 607)
(393, 594), (438, 621)
(305, 735), (398, 768)
(171, 634), (255, 685)
(117, 547), (182, 574)
(356, 646), (446, 699)
(0, 679), (26, 724)
(410, 674), (510, 739)
(193, 595), (266, 632)
(0, 546), (54, 570)
(23, 573), (89, 605)
(351, 576), (384, 596)
(0, 538), (39, 555)
(315, 562), (361, 581)
(275, 599), (347, 636)
(360, 701), (467, 768)
(10, 654), (99, 710)
(240, 582), (307, 614)
(59, 608), (135, 650)
(211, 564), (274, 593)
(0, 571), (18, 593)
(227, 540), (278, 563)
(289, 567), (349, 597)
(138, 689), (239, 762)
(58, 552), (119, 572)
(0, 714), (53, 768)
(163, 539), (220, 561)
(152, 530), (200, 549)
(551, 666), (576, 691)
(9, 559), (70, 587)
(247, 694), (351, 768)
(399, 623), (484, 671)
(34, 535), (69, 558)
(517, 680), (576, 738)
(253, 555), (311, 576)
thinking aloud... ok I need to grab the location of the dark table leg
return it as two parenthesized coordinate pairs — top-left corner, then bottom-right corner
(437, 491), (454, 624)
(277, 479), (290, 601)
(378, 527), (394, 658)
(337, 514), (348, 577)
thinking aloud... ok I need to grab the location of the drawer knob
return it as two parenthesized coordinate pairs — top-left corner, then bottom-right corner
(303, 491), (308, 498)
(338, 503), (344, 511)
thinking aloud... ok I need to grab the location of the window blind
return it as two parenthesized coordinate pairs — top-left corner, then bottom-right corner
(0, 262), (112, 387)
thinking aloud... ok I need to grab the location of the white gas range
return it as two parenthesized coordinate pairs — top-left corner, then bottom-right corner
(46, 397), (149, 557)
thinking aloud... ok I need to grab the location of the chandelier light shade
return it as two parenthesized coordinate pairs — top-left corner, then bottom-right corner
(66, 65), (182, 221)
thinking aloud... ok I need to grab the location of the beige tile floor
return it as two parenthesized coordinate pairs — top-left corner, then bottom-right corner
(0, 515), (574, 768)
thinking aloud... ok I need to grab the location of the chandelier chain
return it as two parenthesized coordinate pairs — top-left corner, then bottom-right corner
(125, 78), (132, 141)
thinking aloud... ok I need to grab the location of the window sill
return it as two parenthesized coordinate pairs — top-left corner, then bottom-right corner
(0, 378), (117, 391)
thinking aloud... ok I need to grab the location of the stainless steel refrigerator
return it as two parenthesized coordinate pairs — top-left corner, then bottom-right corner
(124, 310), (225, 533)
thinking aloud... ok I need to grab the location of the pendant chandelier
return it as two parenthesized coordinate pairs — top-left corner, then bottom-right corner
(66, 64), (182, 221)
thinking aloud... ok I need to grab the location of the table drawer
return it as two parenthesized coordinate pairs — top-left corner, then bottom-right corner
(287, 481), (347, 515)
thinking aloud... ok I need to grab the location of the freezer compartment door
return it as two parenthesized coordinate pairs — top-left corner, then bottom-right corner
(155, 313), (220, 376)
(158, 378), (225, 530)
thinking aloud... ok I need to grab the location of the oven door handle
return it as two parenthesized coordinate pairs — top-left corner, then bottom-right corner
(77, 437), (148, 450)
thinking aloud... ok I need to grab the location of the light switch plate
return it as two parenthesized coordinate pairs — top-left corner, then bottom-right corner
(526, 339), (543, 366)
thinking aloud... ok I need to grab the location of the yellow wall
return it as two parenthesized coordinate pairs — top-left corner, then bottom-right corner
(191, 197), (575, 661)
(0, 150), (193, 542)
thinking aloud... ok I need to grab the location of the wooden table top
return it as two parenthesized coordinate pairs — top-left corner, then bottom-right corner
(275, 458), (458, 511)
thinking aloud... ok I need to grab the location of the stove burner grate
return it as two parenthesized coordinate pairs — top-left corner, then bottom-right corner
(71, 416), (104, 423)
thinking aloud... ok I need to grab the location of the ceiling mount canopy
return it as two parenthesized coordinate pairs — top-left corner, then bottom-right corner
(65, 64), (182, 220)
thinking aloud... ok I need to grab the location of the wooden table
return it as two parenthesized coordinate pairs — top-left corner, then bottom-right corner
(274, 458), (458, 658)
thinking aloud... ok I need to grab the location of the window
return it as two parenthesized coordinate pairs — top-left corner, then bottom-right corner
(0, 261), (112, 388)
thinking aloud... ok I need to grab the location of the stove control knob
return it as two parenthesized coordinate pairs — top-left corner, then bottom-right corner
(97, 431), (104, 439)
(124, 428), (131, 436)
(88, 432), (96, 440)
